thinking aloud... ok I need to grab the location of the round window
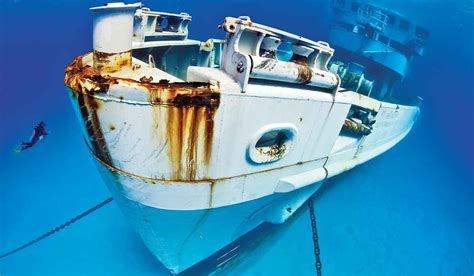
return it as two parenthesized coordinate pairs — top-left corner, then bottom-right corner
(248, 124), (297, 164)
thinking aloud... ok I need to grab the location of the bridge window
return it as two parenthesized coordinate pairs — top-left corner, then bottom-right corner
(399, 19), (410, 30)
(387, 14), (396, 25)
(389, 39), (405, 52)
(377, 34), (389, 45)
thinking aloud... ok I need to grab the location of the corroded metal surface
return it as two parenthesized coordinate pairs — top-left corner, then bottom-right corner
(249, 56), (338, 89)
(256, 142), (288, 162)
(296, 65), (313, 84)
(342, 119), (372, 135)
(64, 53), (220, 181)
(93, 50), (132, 73)
(64, 55), (118, 94)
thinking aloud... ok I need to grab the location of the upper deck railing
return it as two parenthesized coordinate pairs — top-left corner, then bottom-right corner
(333, 0), (429, 56)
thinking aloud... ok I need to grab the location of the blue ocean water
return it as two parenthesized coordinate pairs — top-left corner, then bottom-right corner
(1, 0), (473, 275)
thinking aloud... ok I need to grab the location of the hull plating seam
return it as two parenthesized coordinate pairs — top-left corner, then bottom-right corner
(86, 140), (328, 184)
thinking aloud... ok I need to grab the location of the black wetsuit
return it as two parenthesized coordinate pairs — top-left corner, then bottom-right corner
(16, 122), (48, 152)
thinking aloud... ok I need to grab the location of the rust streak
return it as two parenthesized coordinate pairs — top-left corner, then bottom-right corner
(296, 65), (313, 84)
(165, 101), (218, 180)
(65, 53), (221, 181)
(204, 108), (216, 164)
(185, 107), (198, 180)
(93, 50), (132, 73)
(64, 55), (117, 94)
(77, 93), (113, 166)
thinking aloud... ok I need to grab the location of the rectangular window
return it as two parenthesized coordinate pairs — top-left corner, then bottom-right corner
(399, 19), (410, 30)
(372, 32), (379, 40)
(387, 14), (396, 25)
(389, 39), (404, 52)
(378, 34), (390, 45)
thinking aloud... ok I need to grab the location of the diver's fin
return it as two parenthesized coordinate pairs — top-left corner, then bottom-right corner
(14, 144), (23, 153)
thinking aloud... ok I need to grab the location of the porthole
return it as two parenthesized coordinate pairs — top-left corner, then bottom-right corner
(248, 124), (297, 164)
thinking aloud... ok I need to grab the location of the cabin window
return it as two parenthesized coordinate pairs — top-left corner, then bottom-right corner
(377, 34), (390, 45)
(387, 14), (396, 25)
(389, 39), (405, 52)
(256, 131), (288, 148)
(399, 19), (410, 30)
(253, 130), (292, 163)
(365, 28), (375, 39)
(249, 125), (297, 164)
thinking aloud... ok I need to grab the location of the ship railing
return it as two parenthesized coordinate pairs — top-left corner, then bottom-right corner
(220, 16), (340, 93)
(133, 7), (191, 42)
(357, 6), (387, 32)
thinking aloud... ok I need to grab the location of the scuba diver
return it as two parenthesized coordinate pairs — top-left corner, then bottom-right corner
(14, 121), (49, 153)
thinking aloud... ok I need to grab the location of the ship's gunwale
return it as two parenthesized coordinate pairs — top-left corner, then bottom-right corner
(64, 52), (220, 109)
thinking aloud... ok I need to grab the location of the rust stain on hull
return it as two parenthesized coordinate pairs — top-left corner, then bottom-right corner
(296, 65), (313, 84)
(93, 50), (132, 73)
(64, 55), (118, 94)
(155, 88), (219, 180)
(65, 53), (221, 181)
(76, 92), (114, 165)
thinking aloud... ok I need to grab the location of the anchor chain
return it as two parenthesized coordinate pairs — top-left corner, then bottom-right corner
(0, 197), (113, 259)
(308, 196), (322, 276)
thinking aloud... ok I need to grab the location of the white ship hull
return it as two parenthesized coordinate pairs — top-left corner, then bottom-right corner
(72, 77), (418, 273)
(101, 168), (321, 274)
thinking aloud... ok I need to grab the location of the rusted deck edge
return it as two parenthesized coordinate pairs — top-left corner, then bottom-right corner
(64, 53), (220, 109)
(66, 53), (222, 181)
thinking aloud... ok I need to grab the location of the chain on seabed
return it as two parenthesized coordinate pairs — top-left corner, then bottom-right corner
(4, 195), (322, 275)
(308, 196), (322, 276)
(0, 197), (114, 259)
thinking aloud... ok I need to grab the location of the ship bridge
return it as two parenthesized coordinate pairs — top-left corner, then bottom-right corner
(328, 0), (429, 101)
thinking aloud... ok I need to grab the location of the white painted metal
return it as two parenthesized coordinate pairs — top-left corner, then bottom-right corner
(342, 90), (381, 112)
(133, 7), (191, 42)
(247, 123), (298, 164)
(260, 35), (281, 53)
(103, 170), (320, 273)
(220, 16), (339, 92)
(91, 2), (142, 53)
(250, 56), (339, 89)
(69, 53), (417, 211)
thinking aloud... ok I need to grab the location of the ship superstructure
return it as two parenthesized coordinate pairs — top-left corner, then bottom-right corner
(329, 0), (428, 102)
(64, 2), (426, 274)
